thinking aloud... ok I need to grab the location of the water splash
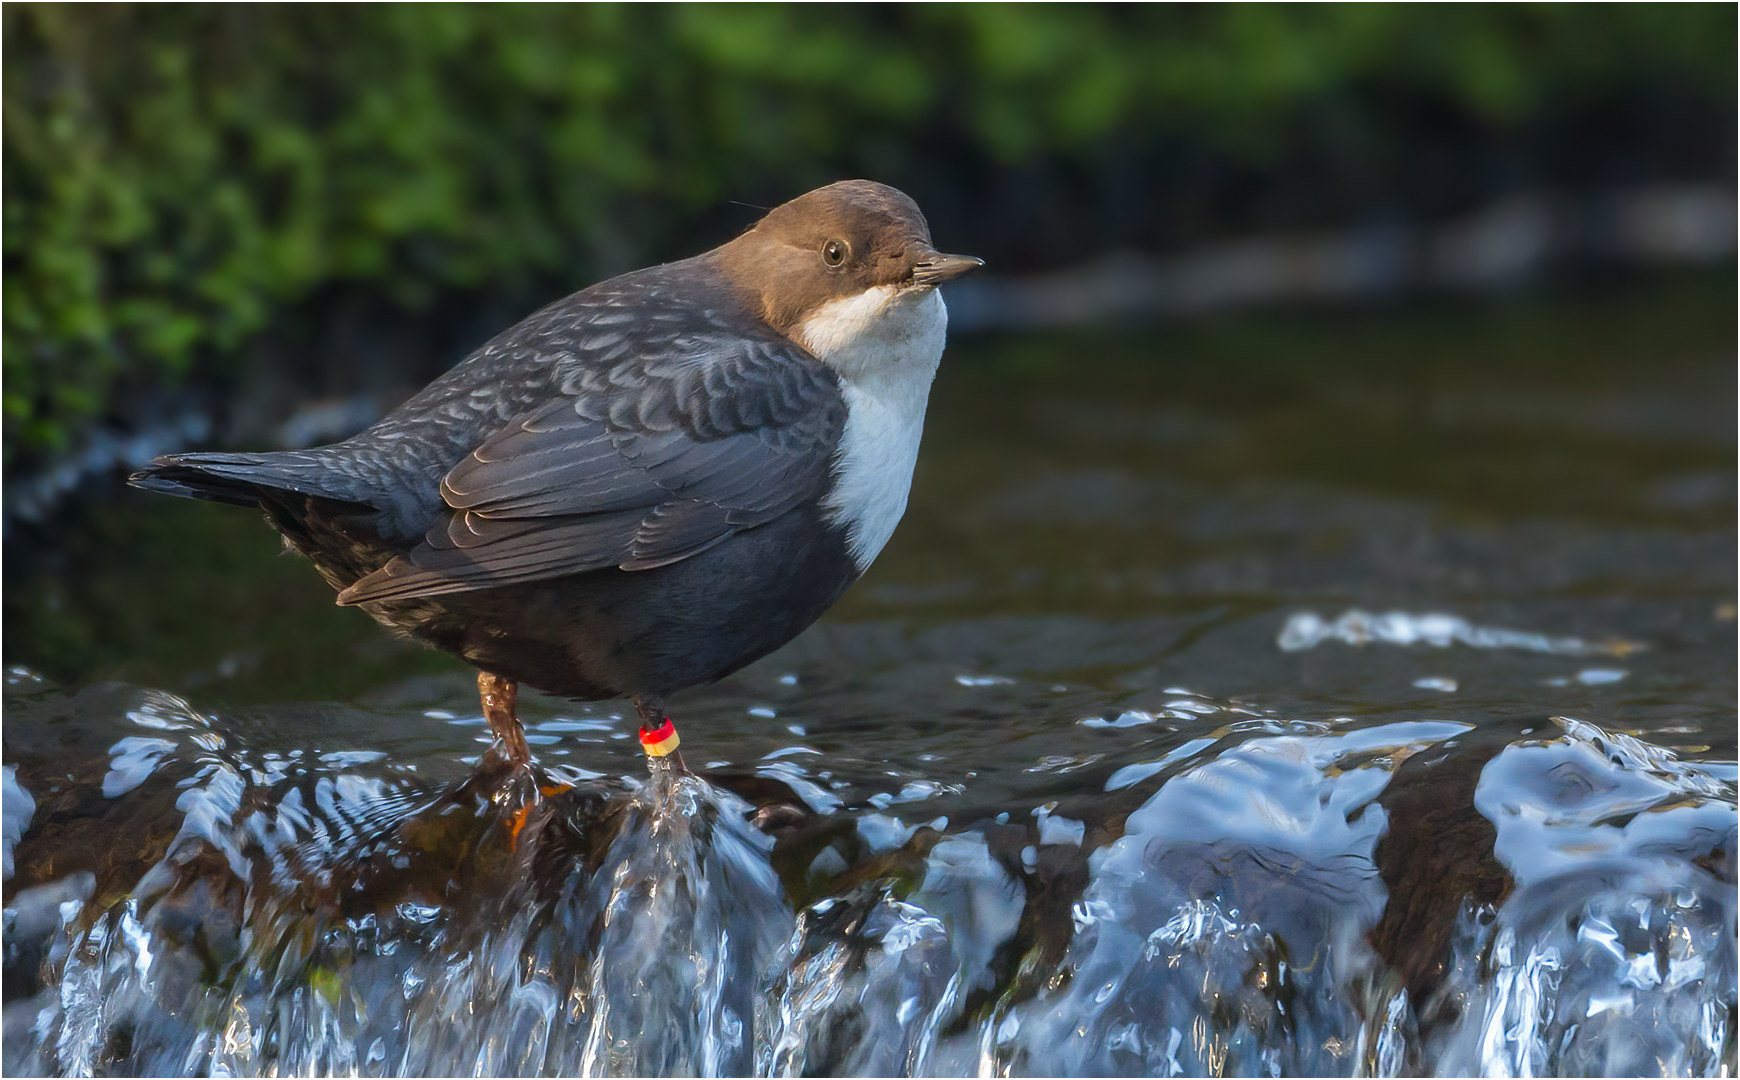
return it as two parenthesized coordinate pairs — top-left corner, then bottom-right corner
(1426, 718), (1739, 1078)
(1276, 609), (1637, 657)
(18, 738), (788, 1077)
(5, 686), (1733, 1077)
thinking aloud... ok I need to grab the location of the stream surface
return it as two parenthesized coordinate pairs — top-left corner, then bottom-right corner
(3, 276), (1736, 1077)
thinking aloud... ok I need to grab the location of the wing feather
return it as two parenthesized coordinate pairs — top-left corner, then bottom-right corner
(338, 333), (844, 605)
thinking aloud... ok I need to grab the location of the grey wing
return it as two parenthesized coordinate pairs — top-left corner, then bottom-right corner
(336, 338), (846, 605)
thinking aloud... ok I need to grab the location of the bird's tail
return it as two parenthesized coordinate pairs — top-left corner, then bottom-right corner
(129, 450), (373, 509)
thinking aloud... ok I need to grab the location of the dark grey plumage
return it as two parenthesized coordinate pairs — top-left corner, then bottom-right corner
(341, 286), (848, 603)
(130, 180), (980, 742)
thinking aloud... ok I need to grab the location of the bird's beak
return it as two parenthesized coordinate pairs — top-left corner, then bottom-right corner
(913, 252), (985, 287)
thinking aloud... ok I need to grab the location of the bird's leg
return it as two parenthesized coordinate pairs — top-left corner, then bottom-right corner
(478, 671), (531, 768)
(633, 696), (690, 777)
(468, 671), (555, 847)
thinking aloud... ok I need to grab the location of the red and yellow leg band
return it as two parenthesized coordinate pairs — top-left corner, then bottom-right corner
(639, 718), (681, 758)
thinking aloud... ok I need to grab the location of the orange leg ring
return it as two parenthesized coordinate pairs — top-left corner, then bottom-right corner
(639, 718), (681, 757)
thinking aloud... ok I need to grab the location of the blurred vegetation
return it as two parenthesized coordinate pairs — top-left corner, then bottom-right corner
(4, 3), (1734, 468)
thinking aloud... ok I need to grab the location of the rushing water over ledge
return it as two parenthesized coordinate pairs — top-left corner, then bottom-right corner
(3, 673), (1731, 1078)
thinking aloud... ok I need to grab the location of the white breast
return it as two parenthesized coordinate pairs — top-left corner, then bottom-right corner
(795, 286), (948, 572)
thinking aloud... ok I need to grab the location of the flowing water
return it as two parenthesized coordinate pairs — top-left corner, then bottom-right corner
(4, 278), (1736, 1076)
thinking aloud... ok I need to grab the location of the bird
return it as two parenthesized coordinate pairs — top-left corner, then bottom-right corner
(130, 179), (982, 778)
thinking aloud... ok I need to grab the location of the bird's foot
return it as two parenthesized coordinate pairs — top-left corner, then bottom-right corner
(475, 670), (560, 846)
(478, 670), (531, 770)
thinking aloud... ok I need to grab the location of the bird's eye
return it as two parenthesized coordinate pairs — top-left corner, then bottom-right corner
(822, 239), (848, 267)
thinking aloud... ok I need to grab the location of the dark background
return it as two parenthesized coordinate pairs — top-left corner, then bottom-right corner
(4, 4), (1733, 475)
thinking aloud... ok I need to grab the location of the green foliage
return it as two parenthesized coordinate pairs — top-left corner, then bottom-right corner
(4, 3), (1732, 466)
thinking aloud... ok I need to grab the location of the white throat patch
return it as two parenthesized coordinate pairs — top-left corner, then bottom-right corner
(795, 286), (948, 573)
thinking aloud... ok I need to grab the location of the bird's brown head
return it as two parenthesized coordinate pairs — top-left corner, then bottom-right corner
(718, 180), (983, 346)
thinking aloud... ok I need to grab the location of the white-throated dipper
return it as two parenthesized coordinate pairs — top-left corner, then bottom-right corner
(131, 180), (982, 776)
